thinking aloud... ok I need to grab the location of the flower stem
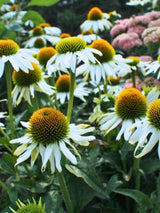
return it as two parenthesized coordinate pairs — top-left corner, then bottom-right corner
(32, 96), (39, 111)
(67, 71), (76, 123)
(57, 171), (74, 213)
(0, 127), (13, 154)
(134, 158), (140, 213)
(131, 69), (136, 88)
(5, 62), (15, 139)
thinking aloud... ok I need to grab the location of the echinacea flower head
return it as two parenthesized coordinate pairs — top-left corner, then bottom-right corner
(83, 39), (131, 84)
(77, 29), (101, 44)
(80, 7), (112, 34)
(47, 36), (101, 75)
(129, 99), (160, 158)
(39, 23), (61, 37)
(60, 33), (71, 39)
(33, 38), (46, 49)
(126, 56), (140, 66)
(10, 107), (95, 173)
(0, 39), (38, 78)
(12, 62), (54, 105)
(99, 88), (148, 141)
(55, 74), (90, 104)
(24, 27), (60, 48)
(37, 47), (57, 66)
(10, 198), (46, 213)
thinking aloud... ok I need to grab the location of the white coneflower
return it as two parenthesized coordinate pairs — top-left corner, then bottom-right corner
(80, 7), (112, 34)
(47, 36), (101, 75)
(12, 62), (54, 105)
(83, 39), (131, 84)
(144, 55), (160, 79)
(55, 74), (90, 104)
(129, 98), (160, 158)
(24, 26), (60, 48)
(10, 107), (95, 173)
(0, 39), (38, 78)
(99, 88), (148, 141)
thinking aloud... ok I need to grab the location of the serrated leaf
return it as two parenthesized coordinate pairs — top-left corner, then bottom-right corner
(65, 164), (108, 199)
(113, 188), (152, 210)
(28, 0), (60, 7)
(22, 10), (45, 26)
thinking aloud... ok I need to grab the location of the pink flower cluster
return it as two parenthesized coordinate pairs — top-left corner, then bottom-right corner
(142, 27), (160, 47)
(112, 33), (143, 50)
(110, 10), (160, 54)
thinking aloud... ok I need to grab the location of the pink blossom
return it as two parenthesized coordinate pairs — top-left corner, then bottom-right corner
(127, 25), (146, 36)
(148, 18), (160, 28)
(138, 55), (153, 62)
(144, 10), (160, 22)
(112, 32), (143, 50)
(127, 15), (150, 27)
(110, 18), (130, 38)
(142, 27), (160, 47)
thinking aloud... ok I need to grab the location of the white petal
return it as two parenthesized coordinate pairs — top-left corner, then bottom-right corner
(53, 143), (62, 172)
(59, 141), (77, 164)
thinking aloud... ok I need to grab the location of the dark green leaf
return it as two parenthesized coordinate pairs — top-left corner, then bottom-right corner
(106, 175), (123, 196)
(0, 152), (16, 174)
(28, 0), (60, 7)
(65, 164), (108, 199)
(113, 188), (152, 210)
(22, 10), (45, 26)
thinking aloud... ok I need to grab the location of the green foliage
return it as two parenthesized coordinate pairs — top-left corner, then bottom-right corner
(22, 10), (45, 26)
(28, 0), (60, 7)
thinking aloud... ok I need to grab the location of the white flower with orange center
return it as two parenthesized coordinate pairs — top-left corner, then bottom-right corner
(10, 107), (95, 173)
(99, 88), (148, 141)
(83, 39), (131, 84)
(39, 22), (62, 37)
(37, 46), (57, 67)
(0, 39), (38, 78)
(24, 26), (60, 48)
(80, 7), (112, 34)
(47, 36), (101, 75)
(55, 74), (90, 104)
(129, 99), (160, 158)
(77, 29), (101, 44)
(12, 62), (54, 105)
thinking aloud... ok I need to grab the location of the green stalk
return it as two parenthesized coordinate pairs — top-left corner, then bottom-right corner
(134, 158), (140, 213)
(67, 71), (76, 123)
(131, 69), (136, 88)
(31, 96), (39, 111)
(50, 76), (59, 109)
(0, 127), (13, 154)
(57, 171), (74, 213)
(5, 62), (15, 139)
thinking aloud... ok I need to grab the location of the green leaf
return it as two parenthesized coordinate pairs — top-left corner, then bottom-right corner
(0, 136), (9, 145)
(0, 152), (16, 174)
(28, 0), (60, 7)
(22, 10), (45, 26)
(65, 164), (108, 199)
(106, 175), (123, 196)
(0, 0), (10, 7)
(113, 188), (152, 210)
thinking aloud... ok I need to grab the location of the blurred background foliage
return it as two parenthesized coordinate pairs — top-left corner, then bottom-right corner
(30, 0), (139, 36)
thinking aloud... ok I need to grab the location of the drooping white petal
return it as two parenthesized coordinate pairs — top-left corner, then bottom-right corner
(53, 143), (62, 172)
(59, 141), (77, 164)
